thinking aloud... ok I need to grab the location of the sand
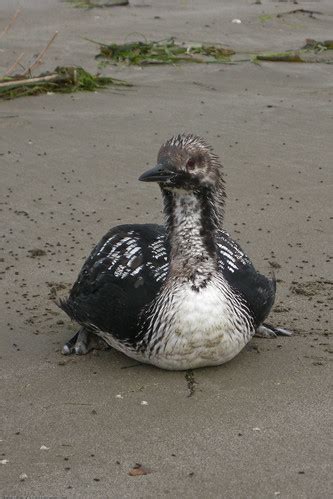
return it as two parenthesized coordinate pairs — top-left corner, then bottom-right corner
(0, 0), (332, 497)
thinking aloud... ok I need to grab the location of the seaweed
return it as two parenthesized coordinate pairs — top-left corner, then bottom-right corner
(254, 52), (305, 63)
(93, 38), (235, 65)
(302, 39), (333, 51)
(0, 66), (131, 100)
(65, 0), (129, 8)
(94, 36), (333, 67)
(253, 39), (333, 63)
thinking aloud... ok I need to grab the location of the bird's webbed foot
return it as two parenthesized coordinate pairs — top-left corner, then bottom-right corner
(62, 328), (109, 355)
(254, 323), (293, 339)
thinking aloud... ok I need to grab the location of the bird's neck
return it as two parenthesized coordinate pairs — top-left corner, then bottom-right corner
(162, 188), (222, 286)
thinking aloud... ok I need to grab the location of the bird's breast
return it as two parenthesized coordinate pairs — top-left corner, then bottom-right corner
(143, 280), (252, 369)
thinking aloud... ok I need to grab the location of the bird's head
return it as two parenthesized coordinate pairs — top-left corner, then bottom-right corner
(139, 134), (224, 194)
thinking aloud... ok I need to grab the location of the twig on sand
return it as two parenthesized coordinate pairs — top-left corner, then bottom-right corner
(277, 9), (322, 18)
(0, 8), (21, 40)
(23, 31), (58, 76)
(0, 73), (60, 89)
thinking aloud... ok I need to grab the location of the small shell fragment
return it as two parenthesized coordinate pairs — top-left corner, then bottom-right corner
(128, 463), (151, 476)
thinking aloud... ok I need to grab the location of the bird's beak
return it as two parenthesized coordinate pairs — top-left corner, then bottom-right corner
(139, 163), (174, 183)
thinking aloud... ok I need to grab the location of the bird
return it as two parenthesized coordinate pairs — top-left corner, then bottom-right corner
(59, 133), (291, 370)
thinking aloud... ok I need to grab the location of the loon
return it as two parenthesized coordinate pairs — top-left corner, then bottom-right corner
(59, 134), (291, 370)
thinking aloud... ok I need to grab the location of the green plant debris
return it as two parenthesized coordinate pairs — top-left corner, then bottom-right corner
(302, 39), (333, 51)
(65, 0), (95, 7)
(0, 66), (131, 100)
(94, 38), (235, 65)
(253, 39), (333, 63)
(254, 51), (305, 63)
(259, 14), (273, 23)
(65, 0), (128, 8)
(91, 36), (332, 67)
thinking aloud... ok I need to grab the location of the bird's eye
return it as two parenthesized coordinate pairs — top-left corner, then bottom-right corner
(186, 158), (195, 171)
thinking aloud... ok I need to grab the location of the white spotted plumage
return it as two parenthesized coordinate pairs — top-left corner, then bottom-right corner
(90, 228), (249, 284)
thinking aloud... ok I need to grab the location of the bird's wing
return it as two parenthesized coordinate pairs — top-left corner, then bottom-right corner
(59, 224), (169, 342)
(215, 229), (253, 274)
(216, 229), (276, 326)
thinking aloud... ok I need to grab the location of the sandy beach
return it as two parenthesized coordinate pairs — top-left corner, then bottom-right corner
(0, 0), (332, 497)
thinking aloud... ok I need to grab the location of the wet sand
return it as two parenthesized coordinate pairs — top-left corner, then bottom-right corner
(0, 0), (332, 497)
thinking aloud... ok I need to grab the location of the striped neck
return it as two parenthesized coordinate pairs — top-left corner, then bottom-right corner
(162, 187), (221, 288)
